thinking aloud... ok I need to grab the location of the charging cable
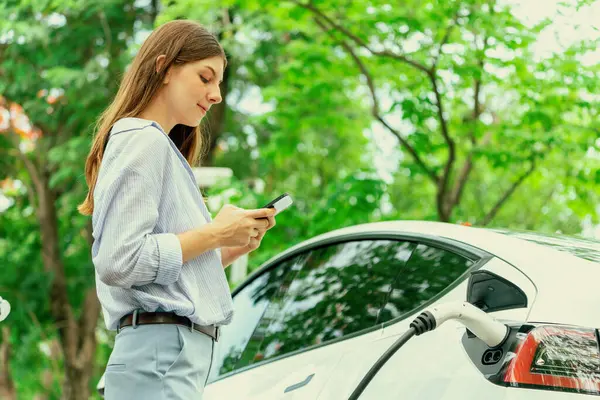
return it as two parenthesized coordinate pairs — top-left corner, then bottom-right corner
(348, 301), (509, 399)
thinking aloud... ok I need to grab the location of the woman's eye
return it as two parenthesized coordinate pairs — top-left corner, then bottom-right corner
(200, 75), (210, 84)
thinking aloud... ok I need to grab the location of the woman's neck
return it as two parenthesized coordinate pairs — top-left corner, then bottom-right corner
(137, 96), (176, 134)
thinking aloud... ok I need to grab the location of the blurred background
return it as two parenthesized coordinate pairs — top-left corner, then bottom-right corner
(1, 0), (600, 398)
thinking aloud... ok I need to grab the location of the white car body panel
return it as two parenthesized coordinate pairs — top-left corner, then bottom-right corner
(204, 348), (340, 399)
(204, 221), (600, 399)
(207, 256), (542, 400)
(266, 221), (600, 327)
(99, 220), (600, 398)
(204, 328), (385, 399)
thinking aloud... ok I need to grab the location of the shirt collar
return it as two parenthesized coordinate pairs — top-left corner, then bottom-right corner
(111, 117), (166, 135)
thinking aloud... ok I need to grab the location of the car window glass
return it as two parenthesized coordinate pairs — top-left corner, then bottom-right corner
(386, 243), (475, 317)
(214, 240), (477, 378)
(209, 253), (308, 380)
(234, 240), (415, 370)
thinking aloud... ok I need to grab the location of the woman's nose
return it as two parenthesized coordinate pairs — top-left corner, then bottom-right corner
(208, 87), (222, 104)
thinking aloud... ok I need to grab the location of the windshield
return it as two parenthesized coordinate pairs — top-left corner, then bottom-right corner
(493, 229), (600, 263)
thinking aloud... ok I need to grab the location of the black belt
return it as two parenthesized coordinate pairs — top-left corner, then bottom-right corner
(117, 311), (220, 342)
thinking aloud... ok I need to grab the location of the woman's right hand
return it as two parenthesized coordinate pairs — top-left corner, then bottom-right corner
(211, 205), (275, 247)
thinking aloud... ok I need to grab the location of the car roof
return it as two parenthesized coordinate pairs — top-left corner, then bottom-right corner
(267, 220), (598, 279)
(263, 220), (600, 327)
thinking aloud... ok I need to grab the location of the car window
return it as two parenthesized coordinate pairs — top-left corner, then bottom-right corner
(385, 243), (476, 318)
(209, 253), (309, 381)
(211, 239), (476, 380)
(232, 240), (416, 371)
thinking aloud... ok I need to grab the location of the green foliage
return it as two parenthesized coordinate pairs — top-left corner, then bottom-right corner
(0, 0), (147, 397)
(0, 0), (599, 397)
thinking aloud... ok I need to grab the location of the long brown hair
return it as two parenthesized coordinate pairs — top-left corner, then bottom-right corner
(78, 20), (226, 216)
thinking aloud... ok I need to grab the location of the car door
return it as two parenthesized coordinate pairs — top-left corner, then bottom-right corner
(204, 238), (418, 400)
(204, 251), (339, 400)
(319, 243), (538, 400)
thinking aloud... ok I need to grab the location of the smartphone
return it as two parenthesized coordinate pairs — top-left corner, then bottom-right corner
(262, 193), (293, 216)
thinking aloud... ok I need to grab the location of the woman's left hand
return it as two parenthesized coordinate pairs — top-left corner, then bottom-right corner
(243, 214), (276, 252)
(221, 214), (276, 267)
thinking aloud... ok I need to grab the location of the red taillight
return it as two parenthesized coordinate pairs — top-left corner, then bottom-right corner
(503, 325), (600, 394)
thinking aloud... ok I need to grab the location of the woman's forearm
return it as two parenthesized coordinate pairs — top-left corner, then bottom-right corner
(221, 247), (244, 269)
(177, 224), (222, 264)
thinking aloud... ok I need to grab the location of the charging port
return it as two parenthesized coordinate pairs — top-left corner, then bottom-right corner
(482, 348), (504, 365)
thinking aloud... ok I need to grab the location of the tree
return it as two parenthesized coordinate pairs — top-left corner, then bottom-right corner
(0, 1), (155, 398)
(163, 0), (599, 232)
(1, 0), (599, 397)
(279, 0), (600, 224)
(161, 0), (386, 269)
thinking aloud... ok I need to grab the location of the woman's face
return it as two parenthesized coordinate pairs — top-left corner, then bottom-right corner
(162, 56), (224, 127)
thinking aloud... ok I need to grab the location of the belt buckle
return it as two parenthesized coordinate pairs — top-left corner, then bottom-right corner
(132, 309), (139, 329)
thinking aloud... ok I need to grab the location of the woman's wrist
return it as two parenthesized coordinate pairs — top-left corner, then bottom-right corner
(202, 223), (224, 249)
(221, 247), (236, 268)
(176, 224), (223, 264)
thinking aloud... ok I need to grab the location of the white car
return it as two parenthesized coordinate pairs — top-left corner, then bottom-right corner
(202, 221), (600, 399)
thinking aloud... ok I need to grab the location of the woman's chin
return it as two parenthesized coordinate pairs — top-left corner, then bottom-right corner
(181, 116), (204, 127)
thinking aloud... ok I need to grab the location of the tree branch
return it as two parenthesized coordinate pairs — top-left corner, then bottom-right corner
(150, 0), (159, 24)
(472, 83), (482, 143)
(27, 310), (62, 377)
(313, 17), (379, 114)
(295, 0), (465, 220)
(524, 188), (556, 230)
(430, 71), (455, 220)
(1, 148), (36, 208)
(375, 116), (439, 183)
(432, 9), (461, 67)
(479, 157), (537, 226)
(313, 16), (439, 183)
(74, 288), (100, 370)
(99, 10), (112, 53)
(292, 0), (431, 73)
(0, 326), (16, 400)
(446, 32), (491, 217)
(447, 132), (491, 214)
(5, 132), (43, 199)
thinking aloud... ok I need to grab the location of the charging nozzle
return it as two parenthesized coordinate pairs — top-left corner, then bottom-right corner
(410, 301), (509, 348)
(348, 301), (509, 400)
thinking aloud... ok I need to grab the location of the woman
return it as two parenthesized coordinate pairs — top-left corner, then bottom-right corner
(78, 20), (276, 399)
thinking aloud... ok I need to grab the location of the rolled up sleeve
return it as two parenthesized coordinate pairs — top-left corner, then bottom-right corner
(91, 129), (183, 288)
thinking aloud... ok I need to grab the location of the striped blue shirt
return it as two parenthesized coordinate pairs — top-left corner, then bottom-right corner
(91, 117), (233, 330)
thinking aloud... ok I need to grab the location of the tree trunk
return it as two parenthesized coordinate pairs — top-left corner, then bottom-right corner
(37, 174), (101, 400)
(0, 327), (16, 400)
(62, 346), (96, 400)
(436, 192), (451, 223)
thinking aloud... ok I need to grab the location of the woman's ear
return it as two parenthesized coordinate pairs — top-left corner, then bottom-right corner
(155, 55), (170, 84)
